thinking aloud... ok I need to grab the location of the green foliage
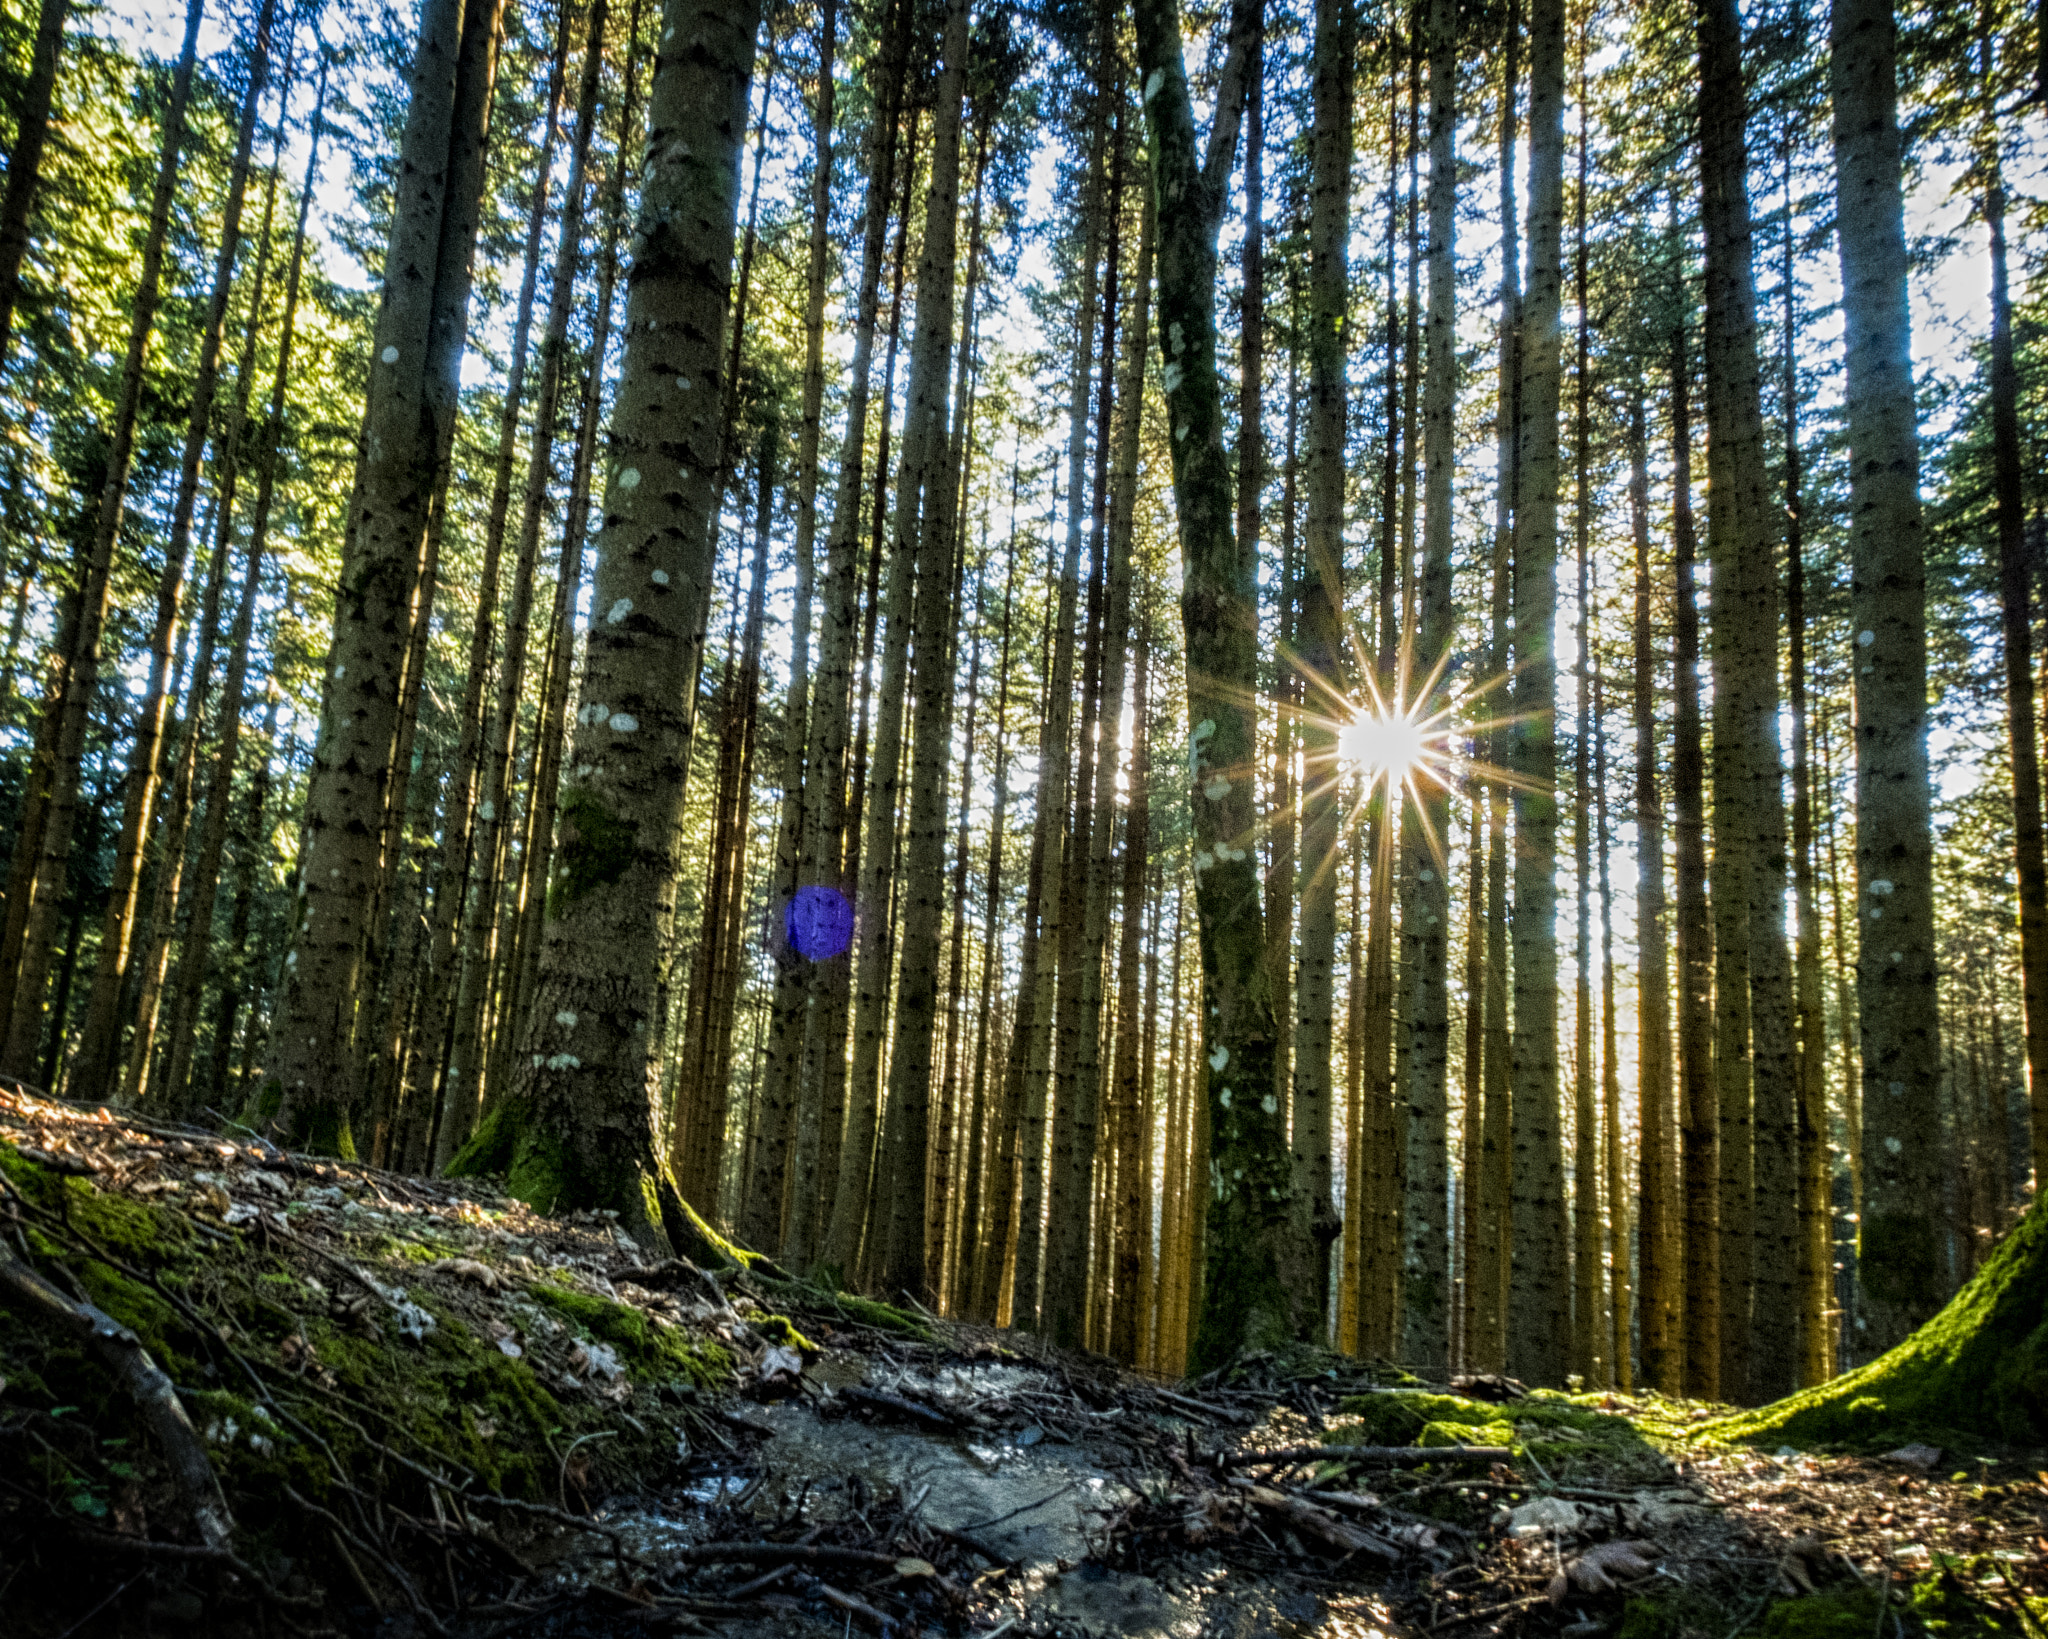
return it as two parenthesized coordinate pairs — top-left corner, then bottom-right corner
(526, 1282), (730, 1389)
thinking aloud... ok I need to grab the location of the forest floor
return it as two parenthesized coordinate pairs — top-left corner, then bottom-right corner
(1, 1086), (2045, 1639)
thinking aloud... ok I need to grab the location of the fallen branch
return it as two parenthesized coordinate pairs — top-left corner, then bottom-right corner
(1242, 1486), (1402, 1560)
(840, 1385), (961, 1433)
(1221, 1443), (1513, 1471)
(811, 1578), (900, 1632)
(0, 1248), (234, 1552)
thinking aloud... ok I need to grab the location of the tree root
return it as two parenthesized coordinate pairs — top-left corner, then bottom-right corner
(0, 1247), (234, 1551)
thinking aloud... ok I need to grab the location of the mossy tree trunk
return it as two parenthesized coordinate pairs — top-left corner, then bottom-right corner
(1830, 0), (1944, 1352)
(447, 0), (765, 1254)
(1134, 0), (1303, 1371)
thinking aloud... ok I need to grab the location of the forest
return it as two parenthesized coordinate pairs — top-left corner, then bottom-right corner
(0, 0), (2046, 1619)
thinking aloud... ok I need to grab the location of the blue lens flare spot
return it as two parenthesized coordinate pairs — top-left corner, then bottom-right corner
(786, 885), (854, 961)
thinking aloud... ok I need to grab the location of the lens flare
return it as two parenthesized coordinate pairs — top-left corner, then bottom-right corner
(1336, 709), (1428, 783)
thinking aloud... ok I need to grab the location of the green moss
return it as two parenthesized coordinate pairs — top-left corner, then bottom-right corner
(279, 1098), (356, 1161)
(551, 790), (637, 914)
(527, 1282), (730, 1388)
(1711, 1199), (2048, 1451)
(1328, 1388), (1674, 1480)
(755, 1314), (818, 1353)
(1420, 1418), (1514, 1447)
(1619, 1590), (1735, 1639)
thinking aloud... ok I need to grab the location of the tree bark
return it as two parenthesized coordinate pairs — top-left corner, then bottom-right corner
(1506, 0), (1568, 1388)
(1831, 0), (1944, 1351)
(1397, 0), (1455, 1378)
(444, 0), (764, 1256)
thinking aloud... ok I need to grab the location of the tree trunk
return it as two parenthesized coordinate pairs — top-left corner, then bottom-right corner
(1046, 98), (1128, 1347)
(1630, 390), (1679, 1395)
(1830, 0), (1944, 1351)
(744, 0), (837, 1253)
(437, 0), (607, 1165)
(1470, 0), (1519, 1378)
(1784, 153), (1832, 1388)
(1983, 154), (2048, 1208)
(1006, 60), (1109, 1330)
(0, 0), (71, 368)
(1507, 0), (1568, 1389)
(1296, 0), (1350, 1350)
(1396, 0), (1455, 1378)
(1133, 0), (1296, 1367)
(265, 0), (504, 1153)
(787, 2), (911, 1269)
(444, 0), (763, 1257)
(403, 3), (574, 1162)
(1671, 321), (1720, 1401)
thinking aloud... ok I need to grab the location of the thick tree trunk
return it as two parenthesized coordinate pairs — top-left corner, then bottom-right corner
(1507, 0), (1568, 1389)
(265, 0), (504, 1153)
(1830, 0), (1944, 1351)
(1699, 0), (1798, 1403)
(0, 0), (205, 1077)
(445, 0), (764, 1256)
